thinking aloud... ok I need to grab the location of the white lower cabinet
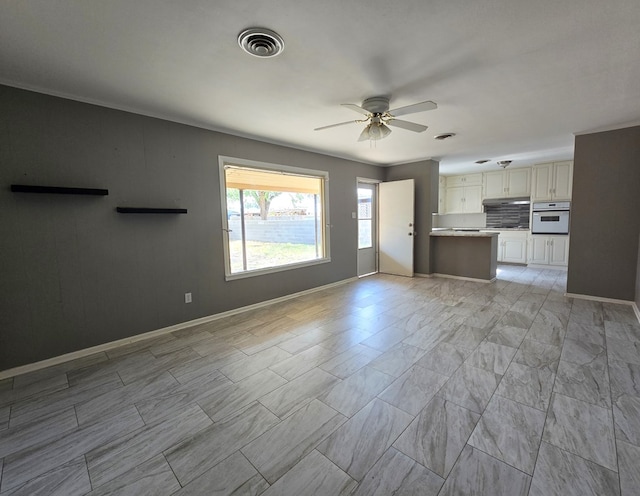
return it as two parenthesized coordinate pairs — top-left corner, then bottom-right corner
(484, 231), (528, 264)
(529, 235), (569, 266)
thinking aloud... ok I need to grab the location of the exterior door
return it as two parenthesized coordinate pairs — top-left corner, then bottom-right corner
(357, 182), (377, 276)
(379, 179), (415, 277)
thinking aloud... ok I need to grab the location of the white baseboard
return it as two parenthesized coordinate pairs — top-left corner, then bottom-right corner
(526, 264), (568, 271)
(565, 293), (640, 324)
(0, 277), (358, 380)
(414, 273), (433, 278)
(431, 273), (495, 284)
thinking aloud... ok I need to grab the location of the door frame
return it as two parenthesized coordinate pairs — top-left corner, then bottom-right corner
(356, 177), (381, 277)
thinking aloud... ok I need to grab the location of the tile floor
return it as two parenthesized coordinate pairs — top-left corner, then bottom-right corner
(1, 265), (639, 495)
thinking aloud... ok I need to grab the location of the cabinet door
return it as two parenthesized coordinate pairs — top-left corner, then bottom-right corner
(445, 187), (465, 213)
(502, 237), (527, 264)
(463, 185), (483, 213)
(529, 236), (550, 264)
(464, 173), (483, 186)
(552, 162), (573, 200)
(506, 169), (531, 197)
(531, 164), (553, 201)
(549, 236), (570, 266)
(484, 171), (506, 198)
(446, 175), (465, 188)
(438, 176), (446, 214)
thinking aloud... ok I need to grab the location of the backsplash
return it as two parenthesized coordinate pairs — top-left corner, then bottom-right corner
(432, 213), (486, 228)
(485, 203), (530, 229)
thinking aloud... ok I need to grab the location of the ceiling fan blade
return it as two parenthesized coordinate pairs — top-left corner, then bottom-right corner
(314, 120), (357, 131)
(387, 119), (428, 133)
(341, 103), (371, 116)
(388, 100), (437, 117)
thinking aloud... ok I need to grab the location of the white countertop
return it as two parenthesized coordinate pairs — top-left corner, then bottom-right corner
(430, 230), (499, 237)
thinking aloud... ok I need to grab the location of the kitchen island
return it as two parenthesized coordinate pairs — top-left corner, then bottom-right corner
(429, 230), (499, 281)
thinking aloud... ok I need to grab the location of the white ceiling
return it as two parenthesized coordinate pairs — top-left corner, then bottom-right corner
(1, 0), (639, 174)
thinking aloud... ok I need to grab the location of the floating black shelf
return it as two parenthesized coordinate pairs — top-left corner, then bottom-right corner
(11, 184), (109, 195)
(116, 207), (187, 214)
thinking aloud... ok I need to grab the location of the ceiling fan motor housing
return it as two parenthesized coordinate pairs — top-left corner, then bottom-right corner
(362, 96), (390, 114)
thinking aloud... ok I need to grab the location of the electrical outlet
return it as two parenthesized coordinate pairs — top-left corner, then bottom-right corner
(185, 292), (192, 304)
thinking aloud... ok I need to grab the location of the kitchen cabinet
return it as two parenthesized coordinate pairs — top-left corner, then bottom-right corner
(529, 235), (569, 266)
(445, 173), (482, 188)
(483, 169), (531, 199)
(484, 230), (528, 263)
(445, 185), (482, 213)
(438, 176), (446, 214)
(531, 161), (573, 201)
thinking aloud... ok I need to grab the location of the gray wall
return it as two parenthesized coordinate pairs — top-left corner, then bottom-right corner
(384, 160), (439, 275)
(567, 125), (640, 301)
(0, 85), (385, 370)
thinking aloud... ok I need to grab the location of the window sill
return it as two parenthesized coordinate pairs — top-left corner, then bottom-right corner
(224, 257), (331, 281)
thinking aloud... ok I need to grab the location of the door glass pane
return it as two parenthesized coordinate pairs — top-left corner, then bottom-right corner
(358, 219), (372, 248)
(357, 187), (373, 249)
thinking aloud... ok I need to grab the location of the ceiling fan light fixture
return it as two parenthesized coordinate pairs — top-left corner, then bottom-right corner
(238, 28), (285, 58)
(358, 121), (392, 141)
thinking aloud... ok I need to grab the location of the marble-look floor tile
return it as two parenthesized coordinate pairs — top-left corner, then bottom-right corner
(172, 451), (269, 496)
(543, 393), (617, 471)
(467, 341), (517, 375)
(317, 328), (375, 354)
(609, 358), (640, 400)
(401, 324), (451, 351)
(568, 300), (603, 327)
(414, 342), (471, 376)
(353, 447), (444, 496)
(607, 336), (640, 365)
(513, 338), (561, 373)
(496, 310), (535, 330)
(165, 401), (279, 486)
(462, 307), (503, 329)
(378, 365), (448, 416)
(554, 355), (611, 408)
(603, 302), (639, 325)
(259, 367), (339, 419)
(438, 445), (531, 496)
(1, 407), (144, 493)
(85, 454), (180, 496)
(617, 440), (640, 496)
(86, 404), (211, 488)
(219, 346), (291, 382)
(235, 330), (299, 356)
(437, 363), (502, 414)
(368, 343), (426, 377)
(527, 309), (568, 346)
(613, 393), (640, 446)
(317, 398), (413, 481)
(393, 396), (479, 478)
(198, 369), (287, 422)
(0, 456), (90, 496)
(261, 450), (356, 496)
(485, 324), (528, 348)
(318, 344), (381, 379)
(468, 395), (546, 474)
(442, 324), (490, 351)
(268, 344), (336, 381)
(605, 320), (640, 343)
(529, 442), (620, 496)
(319, 366), (394, 417)
(496, 361), (555, 411)
(241, 399), (345, 483)
(565, 321), (605, 346)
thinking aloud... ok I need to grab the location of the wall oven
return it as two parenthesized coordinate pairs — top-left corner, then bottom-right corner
(532, 201), (570, 234)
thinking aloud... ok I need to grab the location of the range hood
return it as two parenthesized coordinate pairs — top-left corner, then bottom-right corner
(482, 197), (531, 206)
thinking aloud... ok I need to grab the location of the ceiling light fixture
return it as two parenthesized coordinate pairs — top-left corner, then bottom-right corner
(434, 133), (456, 140)
(475, 159), (490, 164)
(238, 28), (285, 58)
(358, 116), (392, 141)
(497, 160), (512, 168)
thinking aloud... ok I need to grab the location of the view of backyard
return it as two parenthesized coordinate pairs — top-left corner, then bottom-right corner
(228, 240), (318, 272)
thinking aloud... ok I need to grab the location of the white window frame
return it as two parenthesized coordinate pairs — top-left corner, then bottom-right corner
(219, 156), (331, 281)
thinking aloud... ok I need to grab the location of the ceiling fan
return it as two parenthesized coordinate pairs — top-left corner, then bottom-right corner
(314, 96), (437, 141)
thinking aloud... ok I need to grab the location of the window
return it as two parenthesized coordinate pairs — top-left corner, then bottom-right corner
(357, 187), (373, 249)
(219, 157), (330, 279)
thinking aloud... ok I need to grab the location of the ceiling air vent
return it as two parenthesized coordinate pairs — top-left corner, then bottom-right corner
(434, 133), (455, 140)
(238, 28), (285, 58)
(475, 159), (490, 164)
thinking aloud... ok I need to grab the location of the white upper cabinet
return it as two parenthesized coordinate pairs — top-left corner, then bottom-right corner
(445, 185), (482, 213)
(438, 176), (446, 214)
(483, 169), (530, 199)
(445, 173), (482, 188)
(531, 161), (573, 201)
